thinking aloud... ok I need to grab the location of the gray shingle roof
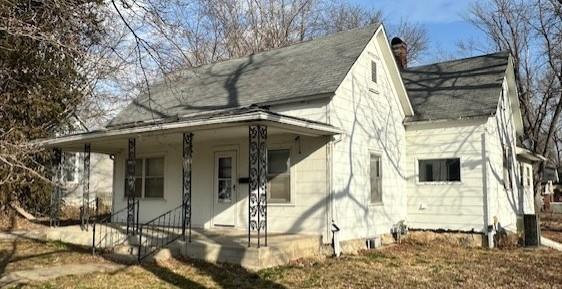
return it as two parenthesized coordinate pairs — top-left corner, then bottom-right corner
(401, 51), (510, 122)
(108, 24), (379, 127)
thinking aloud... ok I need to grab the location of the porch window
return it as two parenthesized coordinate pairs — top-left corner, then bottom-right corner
(267, 149), (291, 203)
(63, 153), (79, 182)
(418, 158), (460, 182)
(125, 157), (164, 198)
(370, 153), (382, 203)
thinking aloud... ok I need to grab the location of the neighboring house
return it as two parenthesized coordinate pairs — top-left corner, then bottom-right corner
(40, 23), (537, 255)
(61, 152), (113, 207)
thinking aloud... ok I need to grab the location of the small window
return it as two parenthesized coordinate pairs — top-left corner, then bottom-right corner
(526, 166), (532, 187)
(371, 61), (377, 83)
(370, 153), (382, 203)
(144, 158), (164, 198)
(124, 157), (164, 198)
(503, 146), (513, 190)
(267, 149), (291, 203)
(63, 153), (78, 182)
(418, 158), (461, 182)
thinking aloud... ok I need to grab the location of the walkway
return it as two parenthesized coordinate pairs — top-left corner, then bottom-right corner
(0, 263), (124, 288)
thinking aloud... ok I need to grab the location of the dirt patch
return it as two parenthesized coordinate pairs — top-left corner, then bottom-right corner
(0, 212), (41, 232)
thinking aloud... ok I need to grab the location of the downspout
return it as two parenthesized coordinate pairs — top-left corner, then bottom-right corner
(481, 129), (495, 248)
(326, 94), (344, 255)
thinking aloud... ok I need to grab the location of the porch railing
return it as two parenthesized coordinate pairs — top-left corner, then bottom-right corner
(80, 197), (97, 231)
(92, 199), (139, 255)
(137, 204), (184, 261)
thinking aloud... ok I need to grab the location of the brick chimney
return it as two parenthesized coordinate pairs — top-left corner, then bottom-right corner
(391, 37), (407, 70)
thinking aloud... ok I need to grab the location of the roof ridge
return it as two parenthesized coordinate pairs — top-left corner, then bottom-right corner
(405, 50), (510, 71)
(170, 23), (380, 75)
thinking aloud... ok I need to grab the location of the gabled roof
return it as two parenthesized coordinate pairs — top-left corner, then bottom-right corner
(401, 51), (511, 122)
(108, 24), (381, 127)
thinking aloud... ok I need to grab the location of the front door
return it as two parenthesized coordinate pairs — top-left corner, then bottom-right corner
(213, 151), (237, 227)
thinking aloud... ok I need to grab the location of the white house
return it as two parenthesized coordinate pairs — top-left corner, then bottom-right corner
(60, 151), (113, 207)
(39, 24), (537, 264)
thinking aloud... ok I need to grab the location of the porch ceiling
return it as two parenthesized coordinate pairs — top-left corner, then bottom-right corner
(34, 108), (341, 153)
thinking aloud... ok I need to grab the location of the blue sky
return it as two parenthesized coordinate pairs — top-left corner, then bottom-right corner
(351, 0), (487, 64)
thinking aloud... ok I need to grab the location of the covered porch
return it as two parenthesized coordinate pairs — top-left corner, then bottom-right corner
(39, 107), (339, 262)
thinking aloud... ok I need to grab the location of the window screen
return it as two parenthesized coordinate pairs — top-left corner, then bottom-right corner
(124, 157), (164, 198)
(267, 149), (290, 203)
(370, 153), (382, 203)
(418, 158), (461, 182)
(371, 61), (377, 83)
(144, 157), (164, 198)
(63, 153), (77, 182)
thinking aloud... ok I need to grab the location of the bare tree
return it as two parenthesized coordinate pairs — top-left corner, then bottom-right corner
(465, 0), (562, 192)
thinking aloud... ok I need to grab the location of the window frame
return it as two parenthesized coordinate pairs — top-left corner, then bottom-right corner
(124, 155), (166, 200)
(371, 60), (377, 84)
(502, 145), (513, 191)
(266, 145), (294, 206)
(63, 152), (81, 184)
(416, 157), (462, 184)
(369, 151), (383, 205)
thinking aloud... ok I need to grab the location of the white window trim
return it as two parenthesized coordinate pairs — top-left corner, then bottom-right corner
(368, 57), (380, 94)
(415, 156), (463, 185)
(123, 153), (166, 200)
(267, 143), (295, 207)
(368, 150), (383, 205)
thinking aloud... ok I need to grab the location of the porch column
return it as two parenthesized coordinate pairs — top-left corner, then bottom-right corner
(80, 143), (91, 231)
(126, 138), (137, 235)
(248, 125), (267, 247)
(182, 132), (193, 242)
(50, 148), (63, 227)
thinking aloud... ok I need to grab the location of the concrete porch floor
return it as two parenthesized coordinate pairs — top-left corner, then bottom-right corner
(9, 225), (323, 270)
(175, 228), (323, 269)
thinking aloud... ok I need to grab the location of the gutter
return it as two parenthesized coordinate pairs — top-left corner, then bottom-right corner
(34, 110), (343, 147)
(404, 114), (492, 126)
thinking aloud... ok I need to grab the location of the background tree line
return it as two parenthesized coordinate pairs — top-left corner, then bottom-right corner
(1, 0), (561, 213)
(0, 0), (427, 213)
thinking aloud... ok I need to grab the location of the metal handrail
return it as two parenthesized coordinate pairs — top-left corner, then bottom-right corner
(80, 197), (97, 231)
(92, 199), (139, 255)
(137, 204), (184, 261)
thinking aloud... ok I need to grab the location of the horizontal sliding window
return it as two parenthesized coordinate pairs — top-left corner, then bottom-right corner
(418, 158), (460, 182)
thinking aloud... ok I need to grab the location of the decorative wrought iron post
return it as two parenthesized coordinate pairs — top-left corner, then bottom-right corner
(81, 143), (91, 231)
(126, 138), (137, 235)
(50, 148), (63, 227)
(182, 132), (193, 242)
(248, 125), (267, 247)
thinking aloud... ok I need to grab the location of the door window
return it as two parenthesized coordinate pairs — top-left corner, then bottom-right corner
(217, 157), (233, 203)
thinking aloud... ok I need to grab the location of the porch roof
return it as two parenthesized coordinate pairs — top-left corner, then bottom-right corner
(35, 107), (341, 153)
(516, 146), (547, 163)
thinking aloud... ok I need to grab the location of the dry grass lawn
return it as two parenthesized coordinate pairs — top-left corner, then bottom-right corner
(541, 212), (562, 243)
(1, 237), (561, 289)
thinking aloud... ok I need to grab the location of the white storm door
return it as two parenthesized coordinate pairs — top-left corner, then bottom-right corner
(213, 151), (237, 227)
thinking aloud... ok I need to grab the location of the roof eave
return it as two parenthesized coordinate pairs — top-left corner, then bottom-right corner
(35, 110), (342, 150)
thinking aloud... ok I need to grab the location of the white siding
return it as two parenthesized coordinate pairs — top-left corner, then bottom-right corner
(112, 131), (330, 239)
(405, 120), (487, 232)
(485, 78), (523, 231)
(328, 30), (408, 241)
(63, 153), (113, 206)
(271, 98), (328, 123)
